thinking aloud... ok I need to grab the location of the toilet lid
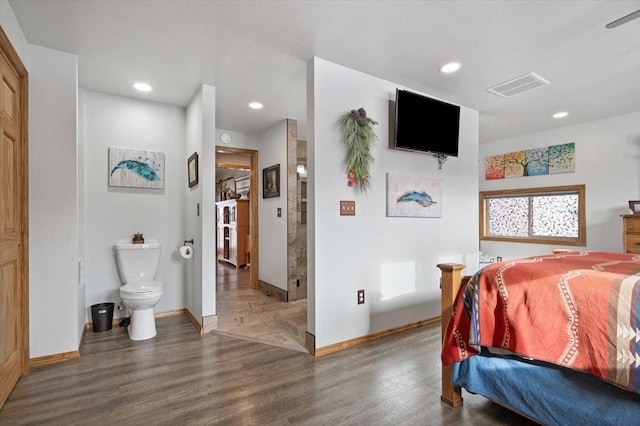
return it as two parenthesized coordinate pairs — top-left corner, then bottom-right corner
(121, 281), (163, 295)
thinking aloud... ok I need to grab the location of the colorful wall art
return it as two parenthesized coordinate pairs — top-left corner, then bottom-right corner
(109, 147), (165, 189)
(485, 142), (575, 180)
(549, 142), (575, 173)
(485, 154), (505, 180)
(387, 173), (442, 218)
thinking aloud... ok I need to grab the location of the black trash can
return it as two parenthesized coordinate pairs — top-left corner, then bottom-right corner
(91, 303), (114, 332)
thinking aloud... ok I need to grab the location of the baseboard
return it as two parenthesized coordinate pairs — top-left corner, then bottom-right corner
(305, 331), (316, 356)
(30, 350), (80, 368)
(183, 309), (204, 334)
(258, 280), (288, 302)
(155, 308), (187, 319)
(202, 314), (218, 333)
(313, 316), (441, 357)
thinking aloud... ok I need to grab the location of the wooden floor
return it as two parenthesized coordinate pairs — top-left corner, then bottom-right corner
(0, 314), (535, 425)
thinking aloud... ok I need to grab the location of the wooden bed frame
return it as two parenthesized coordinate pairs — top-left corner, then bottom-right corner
(437, 251), (568, 407)
(437, 263), (467, 407)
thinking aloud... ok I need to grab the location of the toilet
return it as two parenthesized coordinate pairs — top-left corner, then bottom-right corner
(115, 241), (164, 341)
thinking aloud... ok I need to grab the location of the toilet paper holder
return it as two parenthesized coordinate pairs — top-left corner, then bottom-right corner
(183, 239), (194, 246)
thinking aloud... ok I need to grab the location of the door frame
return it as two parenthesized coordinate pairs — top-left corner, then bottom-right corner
(0, 25), (29, 407)
(215, 146), (259, 288)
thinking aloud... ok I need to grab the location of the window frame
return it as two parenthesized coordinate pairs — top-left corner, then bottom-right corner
(480, 184), (586, 246)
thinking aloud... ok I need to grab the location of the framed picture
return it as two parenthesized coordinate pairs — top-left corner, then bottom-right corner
(188, 152), (198, 188)
(629, 200), (640, 214)
(263, 164), (280, 198)
(108, 147), (165, 189)
(386, 172), (442, 218)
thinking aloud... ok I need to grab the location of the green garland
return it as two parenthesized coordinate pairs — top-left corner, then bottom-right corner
(341, 108), (378, 193)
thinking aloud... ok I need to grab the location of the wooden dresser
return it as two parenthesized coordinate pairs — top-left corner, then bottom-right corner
(622, 214), (640, 253)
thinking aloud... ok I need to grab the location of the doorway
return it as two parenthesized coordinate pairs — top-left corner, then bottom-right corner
(215, 147), (259, 288)
(214, 142), (308, 352)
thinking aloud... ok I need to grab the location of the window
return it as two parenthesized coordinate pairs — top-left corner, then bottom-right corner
(480, 184), (586, 246)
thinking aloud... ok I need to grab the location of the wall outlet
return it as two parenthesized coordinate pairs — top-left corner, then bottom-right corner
(357, 289), (365, 304)
(340, 200), (355, 216)
(496, 256), (502, 261)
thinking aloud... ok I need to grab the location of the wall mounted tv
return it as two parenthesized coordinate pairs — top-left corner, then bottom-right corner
(393, 88), (460, 157)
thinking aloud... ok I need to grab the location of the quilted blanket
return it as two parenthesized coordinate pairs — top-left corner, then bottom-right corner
(442, 251), (640, 393)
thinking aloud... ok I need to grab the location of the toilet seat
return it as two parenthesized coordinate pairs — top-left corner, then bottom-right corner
(120, 281), (163, 296)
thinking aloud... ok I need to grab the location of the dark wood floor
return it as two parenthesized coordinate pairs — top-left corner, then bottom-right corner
(0, 315), (535, 425)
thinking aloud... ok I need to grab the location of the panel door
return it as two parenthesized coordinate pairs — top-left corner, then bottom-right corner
(0, 39), (27, 409)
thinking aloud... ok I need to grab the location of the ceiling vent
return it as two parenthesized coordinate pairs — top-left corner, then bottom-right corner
(488, 73), (550, 98)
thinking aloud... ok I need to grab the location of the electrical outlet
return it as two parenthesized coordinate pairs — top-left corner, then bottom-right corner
(497, 256), (502, 261)
(340, 200), (355, 216)
(357, 289), (365, 304)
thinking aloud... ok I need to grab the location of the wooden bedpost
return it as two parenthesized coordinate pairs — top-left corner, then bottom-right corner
(437, 263), (466, 407)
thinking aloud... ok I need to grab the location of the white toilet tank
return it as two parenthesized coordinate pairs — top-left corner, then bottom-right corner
(115, 242), (161, 283)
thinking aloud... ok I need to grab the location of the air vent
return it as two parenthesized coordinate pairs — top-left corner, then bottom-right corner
(488, 73), (550, 98)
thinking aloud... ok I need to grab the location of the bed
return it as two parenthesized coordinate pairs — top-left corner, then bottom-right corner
(437, 251), (640, 425)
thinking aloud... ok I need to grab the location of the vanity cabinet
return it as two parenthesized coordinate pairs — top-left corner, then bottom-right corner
(216, 199), (249, 268)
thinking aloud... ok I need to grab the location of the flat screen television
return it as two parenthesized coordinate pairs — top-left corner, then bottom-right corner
(394, 88), (460, 157)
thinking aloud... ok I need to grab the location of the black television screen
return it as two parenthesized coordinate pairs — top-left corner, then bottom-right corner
(394, 88), (460, 157)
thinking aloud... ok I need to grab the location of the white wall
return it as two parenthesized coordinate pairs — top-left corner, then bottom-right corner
(77, 80), (86, 343)
(200, 85), (217, 320)
(183, 84), (217, 327)
(309, 58), (479, 348)
(479, 110), (640, 260)
(82, 90), (186, 320)
(215, 129), (260, 151)
(0, 0), (28, 62)
(28, 45), (79, 357)
(258, 121), (288, 291)
(185, 90), (203, 321)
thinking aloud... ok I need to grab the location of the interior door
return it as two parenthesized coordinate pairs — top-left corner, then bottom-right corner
(0, 27), (28, 409)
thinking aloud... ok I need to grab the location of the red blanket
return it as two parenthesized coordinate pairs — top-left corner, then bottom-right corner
(442, 251), (640, 393)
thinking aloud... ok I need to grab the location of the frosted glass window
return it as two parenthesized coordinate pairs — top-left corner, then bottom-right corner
(487, 197), (529, 237)
(480, 185), (585, 246)
(532, 195), (578, 237)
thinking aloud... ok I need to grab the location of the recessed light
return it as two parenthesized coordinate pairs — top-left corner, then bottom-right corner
(553, 111), (569, 119)
(133, 82), (152, 92)
(440, 62), (462, 74)
(249, 102), (263, 110)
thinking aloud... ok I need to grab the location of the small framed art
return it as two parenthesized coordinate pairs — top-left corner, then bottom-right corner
(188, 152), (199, 188)
(263, 164), (280, 198)
(629, 200), (640, 214)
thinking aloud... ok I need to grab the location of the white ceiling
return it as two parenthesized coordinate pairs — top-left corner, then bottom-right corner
(9, 0), (640, 143)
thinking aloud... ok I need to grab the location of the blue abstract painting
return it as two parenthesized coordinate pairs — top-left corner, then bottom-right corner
(109, 147), (165, 189)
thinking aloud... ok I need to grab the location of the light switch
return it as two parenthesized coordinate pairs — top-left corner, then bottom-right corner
(277, 207), (282, 217)
(340, 201), (355, 216)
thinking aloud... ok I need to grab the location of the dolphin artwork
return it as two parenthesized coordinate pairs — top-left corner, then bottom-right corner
(110, 160), (161, 181)
(397, 191), (437, 207)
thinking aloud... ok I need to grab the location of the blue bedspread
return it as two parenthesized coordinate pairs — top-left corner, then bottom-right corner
(453, 351), (640, 425)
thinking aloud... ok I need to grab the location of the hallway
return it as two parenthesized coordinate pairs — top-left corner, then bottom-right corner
(215, 262), (307, 353)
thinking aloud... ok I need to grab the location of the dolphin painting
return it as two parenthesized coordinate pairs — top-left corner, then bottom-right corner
(110, 160), (161, 181)
(397, 191), (437, 207)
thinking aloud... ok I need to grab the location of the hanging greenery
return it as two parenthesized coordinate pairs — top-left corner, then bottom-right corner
(340, 108), (378, 193)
